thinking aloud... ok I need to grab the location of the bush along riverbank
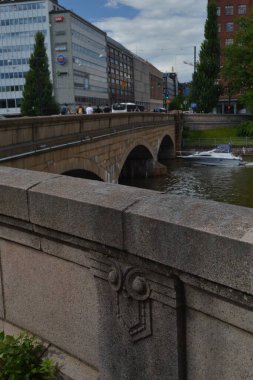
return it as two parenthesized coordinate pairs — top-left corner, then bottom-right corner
(182, 123), (253, 150)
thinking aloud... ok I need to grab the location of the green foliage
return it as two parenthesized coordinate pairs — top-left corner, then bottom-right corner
(239, 90), (253, 113)
(21, 32), (59, 116)
(189, 1), (221, 112)
(183, 127), (240, 139)
(169, 92), (186, 110)
(237, 121), (253, 137)
(0, 331), (58, 380)
(222, 11), (253, 112)
(182, 126), (190, 138)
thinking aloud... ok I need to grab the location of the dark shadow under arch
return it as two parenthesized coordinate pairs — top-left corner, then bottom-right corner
(119, 145), (154, 181)
(63, 169), (103, 181)
(158, 135), (174, 161)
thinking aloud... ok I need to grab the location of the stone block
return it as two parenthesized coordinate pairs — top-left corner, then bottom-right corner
(46, 346), (99, 380)
(28, 176), (154, 250)
(40, 238), (91, 268)
(187, 309), (253, 380)
(185, 285), (253, 333)
(0, 257), (4, 320)
(0, 167), (59, 220)
(0, 225), (41, 250)
(2, 321), (24, 337)
(1, 240), (99, 367)
(124, 193), (253, 293)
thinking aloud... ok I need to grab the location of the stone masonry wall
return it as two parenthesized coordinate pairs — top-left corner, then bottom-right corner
(183, 113), (253, 130)
(0, 166), (253, 379)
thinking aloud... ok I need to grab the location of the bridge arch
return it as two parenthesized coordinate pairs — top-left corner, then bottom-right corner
(47, 157), (106, 182)
(118, 143), (155, 181)
(115, 139), (155, 179)
(157, 133), (175, 160)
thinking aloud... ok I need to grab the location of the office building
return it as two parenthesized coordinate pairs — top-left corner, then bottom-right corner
(133, 54), (150, 111)
(0, 0), (164, 115)
(149, 63), (163, 111)
(107, 37), (134, 106)
(50, 9), (108, 111)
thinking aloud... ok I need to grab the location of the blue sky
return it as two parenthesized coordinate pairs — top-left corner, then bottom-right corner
(60, 0), (207, 82)
(60, 0), (139, 22)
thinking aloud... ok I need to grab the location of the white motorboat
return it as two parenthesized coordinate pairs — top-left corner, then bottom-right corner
(179, 144), (242, 167)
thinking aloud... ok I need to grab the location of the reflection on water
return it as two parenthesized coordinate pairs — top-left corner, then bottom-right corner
(119, 159), (253, 208)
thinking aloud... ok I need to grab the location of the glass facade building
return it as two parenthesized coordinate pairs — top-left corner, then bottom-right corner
(0, 0), (56, 115)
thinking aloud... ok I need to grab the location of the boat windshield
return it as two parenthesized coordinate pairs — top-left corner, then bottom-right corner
(214, 144), (232, 153)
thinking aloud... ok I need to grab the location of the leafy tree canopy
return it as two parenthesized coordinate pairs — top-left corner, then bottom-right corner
(21, 32), (59, 116)
(222, 10), (253, 111)
(189, 1), (221, 112)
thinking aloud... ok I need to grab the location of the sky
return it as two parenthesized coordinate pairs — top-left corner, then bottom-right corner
(60, 0), (207, 82)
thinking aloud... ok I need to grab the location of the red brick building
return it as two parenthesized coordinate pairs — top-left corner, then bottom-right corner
(213, 0), (253, 112)
(216, 0), (252, 54)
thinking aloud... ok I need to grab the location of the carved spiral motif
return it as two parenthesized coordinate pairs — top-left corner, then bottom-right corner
(108, 268), (118, 285)
(125, 269), (150, 301)
(108, 264), (150, 301)
(132, 276), (147, 295)
(108, 262), (122, 291)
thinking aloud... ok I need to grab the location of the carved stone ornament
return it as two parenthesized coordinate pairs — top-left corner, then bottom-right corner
(108, 263), (152, 342)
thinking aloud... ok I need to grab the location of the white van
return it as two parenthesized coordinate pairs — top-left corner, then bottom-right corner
(112, 103), (138, 113)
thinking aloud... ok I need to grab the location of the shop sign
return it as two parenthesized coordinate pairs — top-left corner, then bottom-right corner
(54, 16), (64, 22)
(55, 46), (67, 51)
(56, 54), (66, 65)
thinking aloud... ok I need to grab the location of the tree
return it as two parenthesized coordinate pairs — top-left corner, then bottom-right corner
(189, 1), (221, 113)
(21, 32), (59, 116)
(222, 11), (253, 112)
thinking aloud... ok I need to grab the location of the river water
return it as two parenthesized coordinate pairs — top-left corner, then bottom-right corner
(120, 158), (253, 209)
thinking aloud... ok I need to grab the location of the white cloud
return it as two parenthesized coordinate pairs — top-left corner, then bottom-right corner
(96, 0), (207, 82)
(105, 0), (119, 8)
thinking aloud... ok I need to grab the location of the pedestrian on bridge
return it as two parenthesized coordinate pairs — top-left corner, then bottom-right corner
(94, 105), (102, 113)
(86, 104), (93, 114)
(76, 104), (85, 114)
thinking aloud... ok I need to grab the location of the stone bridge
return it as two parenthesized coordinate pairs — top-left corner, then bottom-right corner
(0, 113), (182, 183)
(0, 167), (253, 379)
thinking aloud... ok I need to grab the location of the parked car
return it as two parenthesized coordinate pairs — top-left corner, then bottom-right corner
(153, 107), (166, 113)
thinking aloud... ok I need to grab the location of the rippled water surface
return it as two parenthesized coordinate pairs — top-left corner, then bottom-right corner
(120, 159), (253, 208)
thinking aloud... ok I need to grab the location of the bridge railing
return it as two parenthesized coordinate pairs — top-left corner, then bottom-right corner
(0, 166), (253, 379)
(0, 113), (175, 160)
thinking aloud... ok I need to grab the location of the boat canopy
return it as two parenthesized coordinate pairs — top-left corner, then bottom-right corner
(214, 144), (232, 153)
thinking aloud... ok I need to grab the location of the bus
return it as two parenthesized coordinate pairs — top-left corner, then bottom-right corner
(111, 103), (138, 113)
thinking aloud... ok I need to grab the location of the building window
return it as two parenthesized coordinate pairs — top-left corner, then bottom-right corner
(238, 4), (246, 14)
(55, 31), (66, 36)
(217, 6), (221, 16)
(225, 38), (233, 45)
(225, 22), (234, 32)
(218, 23), (221, 32)
(225, 5), (234, 15)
